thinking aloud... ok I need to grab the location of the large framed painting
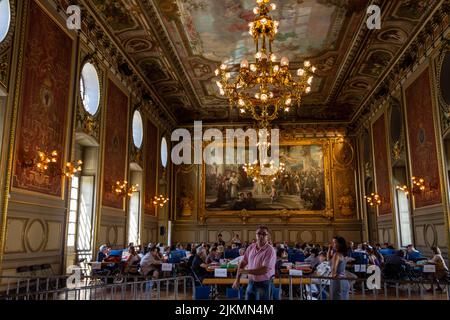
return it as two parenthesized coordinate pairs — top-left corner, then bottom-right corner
(201, 140), (332, 215)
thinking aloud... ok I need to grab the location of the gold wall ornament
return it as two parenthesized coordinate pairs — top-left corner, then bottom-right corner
(215, 0), (316, 128)
(338, 187), (355, 216)
(113, 180), (139, 198)
(178, 191), (193, 217)
(364, 193), (382, 207)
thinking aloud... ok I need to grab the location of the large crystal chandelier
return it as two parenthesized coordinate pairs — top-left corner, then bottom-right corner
(215, 0), (316, 128)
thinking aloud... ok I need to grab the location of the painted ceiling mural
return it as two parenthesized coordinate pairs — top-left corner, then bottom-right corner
(86, 0), (438, 123)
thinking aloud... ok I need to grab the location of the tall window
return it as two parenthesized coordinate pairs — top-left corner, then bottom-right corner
(396, 189), (412, 247)
(67, 176), (79, 248)
(76, 176), (95, 262)
(128, 191), (140, 245)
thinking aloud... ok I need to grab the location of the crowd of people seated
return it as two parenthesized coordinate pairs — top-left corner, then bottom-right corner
(93, 236), (449, 296)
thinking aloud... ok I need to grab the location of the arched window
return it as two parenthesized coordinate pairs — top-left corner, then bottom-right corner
(161, 137), (168, 168)
(0, 0), (11, 43)
(132, 111), (143, 149)
(79, 63), (100, 115)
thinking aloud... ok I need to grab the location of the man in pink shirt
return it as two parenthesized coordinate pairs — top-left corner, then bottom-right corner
(232, 225), (276, 300)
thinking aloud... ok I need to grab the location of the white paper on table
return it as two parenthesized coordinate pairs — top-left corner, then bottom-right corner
(214, 268), (227, 278)
(289, 269), (303, 277)
(360, 265), (367, 272)
(91, 262), (102, 270)
(162, 263), (173, 272)
(423, 264), (436, 273)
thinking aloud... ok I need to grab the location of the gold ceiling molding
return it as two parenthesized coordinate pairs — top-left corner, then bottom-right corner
(352, 1), (450, 134)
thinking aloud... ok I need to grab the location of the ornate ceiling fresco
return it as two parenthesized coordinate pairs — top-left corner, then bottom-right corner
(85, 0), (440, 124)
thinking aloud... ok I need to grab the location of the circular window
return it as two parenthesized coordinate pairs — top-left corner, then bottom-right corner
(161, 137), (168, 168)
(0, 0), (11, 43)
(79, 63), (100, 115)
(132, 111), (143, 149)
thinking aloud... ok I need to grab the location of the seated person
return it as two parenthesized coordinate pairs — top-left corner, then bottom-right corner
(383, 250), (407, 280)
(305, 248), (321, 269)
(428, 246), (449, 288)
(124, 246), (141, 274)
(140, 247), (163, 279)
(206, 247), (219, 264)
(405, 244), (424, 262)
(192, 247), (209, 282)
(275, 248), (288, 277)
(232, 234), (241, 246)
(95, 245), (123, 278)
(97, 244), (110, 263)
(229, 248), (246, 266)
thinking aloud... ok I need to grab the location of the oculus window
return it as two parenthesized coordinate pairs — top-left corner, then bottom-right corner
(132, 111), (143, 149)
(79, 63), (100, 115)
(161, 137), (168, 168)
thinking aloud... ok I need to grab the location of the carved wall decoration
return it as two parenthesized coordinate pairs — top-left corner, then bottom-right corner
(24, 219), (47, 253)
(362, 129), (373, 178)
(373, 114), (392, 215)
(405, 68), (441, 208)
(0, 0), (16, 89)
(12, 1), (72, 197)
(144, 119), (158, 216)
(436, 42), (450, 134)
(389, 98), (405, 163)
(331, 138), (356, 218)
(102, 79), (129, 209)
(175, 164), (198, 220)
(423, 224), (438, 248)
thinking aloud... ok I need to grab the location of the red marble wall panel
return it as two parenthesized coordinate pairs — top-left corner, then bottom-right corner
(145, 120), (158, 216)
(405, 68), (441, 208)
(13, 2), (72, 196)
(102, 80), (129, 209)
(373, 114), (391, 215)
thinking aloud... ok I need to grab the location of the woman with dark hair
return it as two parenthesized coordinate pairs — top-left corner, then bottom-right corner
(428, 246), (449, 291)
(329, 236), (350, 300)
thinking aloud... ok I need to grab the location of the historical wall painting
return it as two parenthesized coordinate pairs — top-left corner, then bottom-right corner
(144, 120), (158, 216)
(205, 145), (326, 211)
(102, 80), (128, 209)
(13, 1), (72, 196)
(405, 68), (441, 208)
(372, 115), (391, 215)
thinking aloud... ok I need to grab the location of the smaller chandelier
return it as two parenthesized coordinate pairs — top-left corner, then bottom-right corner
(36, 150), (58, 172)
(364, 193), (382, 207)
(153, 195), (169, 208)
(64, 160), (83, 178)
(396, 176), (428, 196)
(113, 181), (139, 198)
(215, 0), (316, 127)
